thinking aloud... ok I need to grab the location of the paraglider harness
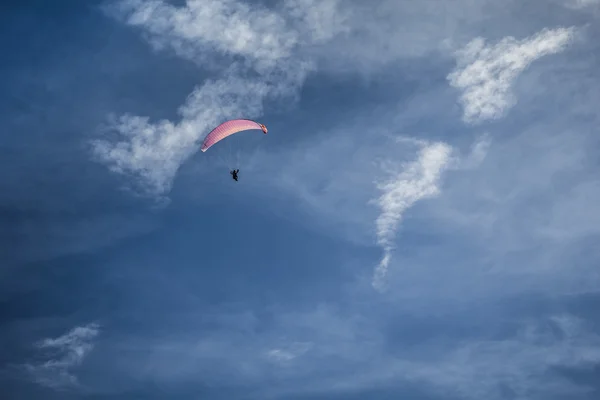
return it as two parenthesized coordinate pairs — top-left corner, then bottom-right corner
(230, 169), (239, 181)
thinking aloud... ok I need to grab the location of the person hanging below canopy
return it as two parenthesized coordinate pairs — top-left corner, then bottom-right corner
(200, 119), (268, 182)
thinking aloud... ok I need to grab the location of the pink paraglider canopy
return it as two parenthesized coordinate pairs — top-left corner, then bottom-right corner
(201, 119), (267, 152)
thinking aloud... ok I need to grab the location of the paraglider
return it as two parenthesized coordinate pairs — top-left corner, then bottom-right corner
(201, 119), (267, 181)
(201, 119), (267, 153)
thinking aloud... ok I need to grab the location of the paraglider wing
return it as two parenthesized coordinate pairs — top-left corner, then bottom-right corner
(201, 119), (267, 152)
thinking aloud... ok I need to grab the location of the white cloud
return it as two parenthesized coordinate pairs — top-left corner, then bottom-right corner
(396, 108), (600, 301)
(24, 323), (100, 390)
(564, 0), (599, 9)
(372, 141), (454, 291)
(448, 27), (577, 124)
(107, 0), (347, 71)
(93, 0), (346, 196)
(92, 75), (271, 195)
(234, 123), (488, 292)
(108, 0), (295, 71)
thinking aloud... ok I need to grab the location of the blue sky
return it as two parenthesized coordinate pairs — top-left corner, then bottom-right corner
(2, 0), (600, 399)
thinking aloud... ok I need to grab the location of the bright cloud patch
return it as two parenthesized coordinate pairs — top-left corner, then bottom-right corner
(372, 142), (453, 291)
(24, 323), (100, 389)
(448, 27), (576, 124)
(109, 0), (346, 70)
(92, 76), (270, 195)
(110, 0), (295, 70)
(93, 0), (346, 196)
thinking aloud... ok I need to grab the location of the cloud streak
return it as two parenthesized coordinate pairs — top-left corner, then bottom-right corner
(448, 26), (577, 124)
(23, 323), (100, 390)
(372, 141), (454, 291)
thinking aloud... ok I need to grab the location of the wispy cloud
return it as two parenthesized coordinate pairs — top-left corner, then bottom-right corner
(23, 323), (100, 390)
(265, 341), (313, 364)
(93, 0), (347, 196)
(403, 315), (600, 400)
(448, 27), (577, 124)
(460, 133), (492, 169)
(372, 141), (454, 291)
(564, 0), (599, 9)
(267, 312), (600, 399)
(103, 303), (600, 400)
